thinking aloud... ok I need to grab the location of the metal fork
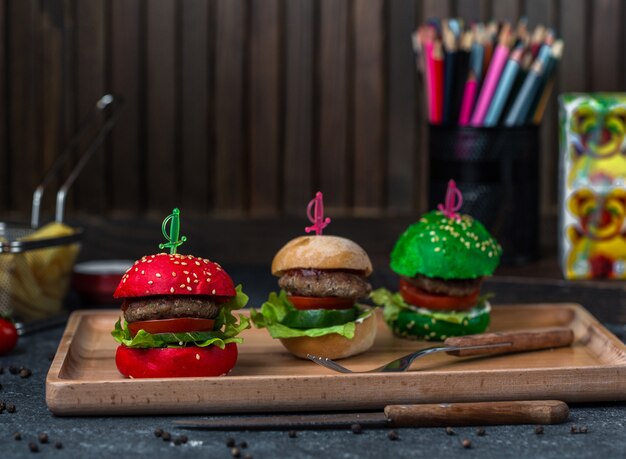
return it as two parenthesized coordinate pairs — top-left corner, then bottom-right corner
(307, 327), (575, 373)
(307, 342), (511, 373)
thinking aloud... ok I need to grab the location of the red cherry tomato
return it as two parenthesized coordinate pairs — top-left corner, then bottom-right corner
(0, 319), (18, 355)
(399, 279), (479, 311)
(128, 318), (216, 337)
(287, 296), (354, 310)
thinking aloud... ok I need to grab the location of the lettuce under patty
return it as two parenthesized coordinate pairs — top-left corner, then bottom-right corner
(250, 289), (375, 339)
(370, 288), (491, 325)
(111, 285), (250, 349)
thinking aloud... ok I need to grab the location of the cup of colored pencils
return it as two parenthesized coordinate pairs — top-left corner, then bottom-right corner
(416, 19), (562, 263)
(413, 18), (563, 127)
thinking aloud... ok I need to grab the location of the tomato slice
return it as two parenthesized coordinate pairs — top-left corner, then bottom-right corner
(399, 279), (479, 311)
(287, 296), (355, 310)
(128, 318), (216, 337)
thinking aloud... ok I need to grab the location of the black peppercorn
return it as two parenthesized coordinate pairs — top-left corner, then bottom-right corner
(476, 427), (486, 436)
(38, 433), (48, 444)
(0, 400), (5, 411)
(174, 438), (182, 446)
(288, 430), (297, 438)
(13, 432), (22, 441)
(570, 425), (578, 434)
(154, 428), (163, 438)
(226, 437), (236, 447)
(54, 442), (63, 449)
(445, 427), (456, 436)
(231, 447), (241, 458)
(239, 441), (248, 449)
(351, 423), (363, 434)
(387, 430), (400, 441)
(535, 426), (544, 435)
(28, 442), (39, 453)
(161, 431), (171, 441)
(178, 435), (188, 444)
(19, 368), (32, 379)
(7, 404), (16, 413)
(580, 426), (588, 433)
(461, 439), (472, 449)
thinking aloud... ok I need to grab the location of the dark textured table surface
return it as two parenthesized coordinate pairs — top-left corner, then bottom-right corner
(2, 216), (626, 458)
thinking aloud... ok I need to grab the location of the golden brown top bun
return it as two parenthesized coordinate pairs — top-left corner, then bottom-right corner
(279, 311), (377, 360)
(271, 235), (373, 277)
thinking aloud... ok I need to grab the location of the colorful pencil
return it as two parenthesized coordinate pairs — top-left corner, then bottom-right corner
(471, 24), (513, 126)
(459, 71), (478, 126)
(531, 40), (564, 124)
(484, 46), (524, 126)
(423, 29), (436, 123)
(442, 23), (458, 124)
(469, 25), (485, 84)
(499, 51), (533, 125)
(431, 41), (445, 124)
(529, 25), (546, 58)
(504, 49), (551, 126)
(482, 21), (498, 75)
(450, 31), (472, 123)
(412, 18), (562, 127)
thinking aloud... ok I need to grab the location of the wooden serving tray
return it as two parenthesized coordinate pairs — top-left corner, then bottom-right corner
(46, 304), (626, 415)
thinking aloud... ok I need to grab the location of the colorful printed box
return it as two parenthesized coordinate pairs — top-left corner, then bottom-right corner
(560, 93), (626, 279)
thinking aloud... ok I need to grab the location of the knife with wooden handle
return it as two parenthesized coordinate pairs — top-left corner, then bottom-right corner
(385, 400), (569, 427)
(173, 400), (569, 430)
(443, 327), (575, 357)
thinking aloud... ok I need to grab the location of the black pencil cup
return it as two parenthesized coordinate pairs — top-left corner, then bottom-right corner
(428, 125), (540, 265)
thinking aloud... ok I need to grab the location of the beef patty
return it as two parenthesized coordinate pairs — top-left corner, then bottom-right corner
(404, 274), (483, 297)
(122, 296), (219, 323)
(278, 269), (372, 299)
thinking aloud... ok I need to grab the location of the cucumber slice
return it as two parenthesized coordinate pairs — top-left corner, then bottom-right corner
(280, 307), (358, 329)
(391, 305), (490, 341)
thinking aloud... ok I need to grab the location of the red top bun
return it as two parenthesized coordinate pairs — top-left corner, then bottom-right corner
(114, 253), (235, 299)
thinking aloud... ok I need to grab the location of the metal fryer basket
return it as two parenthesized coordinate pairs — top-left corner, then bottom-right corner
(0, 95), (122, 320)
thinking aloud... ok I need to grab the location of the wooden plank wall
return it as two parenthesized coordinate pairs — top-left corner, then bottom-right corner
(0, 0), (623, 221)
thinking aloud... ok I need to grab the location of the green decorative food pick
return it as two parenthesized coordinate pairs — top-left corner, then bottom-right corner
(159, 208), (187, 254)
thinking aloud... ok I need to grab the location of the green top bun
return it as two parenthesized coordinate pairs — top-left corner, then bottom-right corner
(390, 210), (502, 280)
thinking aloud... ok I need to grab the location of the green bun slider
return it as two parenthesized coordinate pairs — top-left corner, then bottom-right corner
(251, 235), (377, 360)
(372, 208), (502, 341)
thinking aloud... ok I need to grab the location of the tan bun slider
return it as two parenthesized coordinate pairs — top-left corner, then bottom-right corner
(279, 312), (377, 360)
(271, 235), (373, 277)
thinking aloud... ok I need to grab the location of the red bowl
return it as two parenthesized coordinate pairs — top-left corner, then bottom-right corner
(72, 260), (134, 305)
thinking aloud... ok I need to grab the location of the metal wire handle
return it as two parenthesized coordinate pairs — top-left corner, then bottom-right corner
(31, 94), (124, 228)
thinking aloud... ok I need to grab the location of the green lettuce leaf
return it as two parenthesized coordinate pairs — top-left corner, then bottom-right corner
(370, 288), (491, 325)
(111, 285), (250, 349)
(250, 289), (375, 339)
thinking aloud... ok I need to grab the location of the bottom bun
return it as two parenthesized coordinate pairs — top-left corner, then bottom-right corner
(115, 343), (238, 378)
(279, 313), (377, 360)
(389, 303), (490, 341)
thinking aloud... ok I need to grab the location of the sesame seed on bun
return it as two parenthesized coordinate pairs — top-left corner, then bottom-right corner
(114, 252), (235, 298)
(390, 211), (502, 280)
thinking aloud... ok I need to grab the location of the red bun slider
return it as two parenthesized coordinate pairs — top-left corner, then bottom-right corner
(111, 209), (249, 378)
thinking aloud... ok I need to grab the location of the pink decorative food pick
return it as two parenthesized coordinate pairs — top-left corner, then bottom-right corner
(305, 191), (331, 235)
(438, 179), (463, 220)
